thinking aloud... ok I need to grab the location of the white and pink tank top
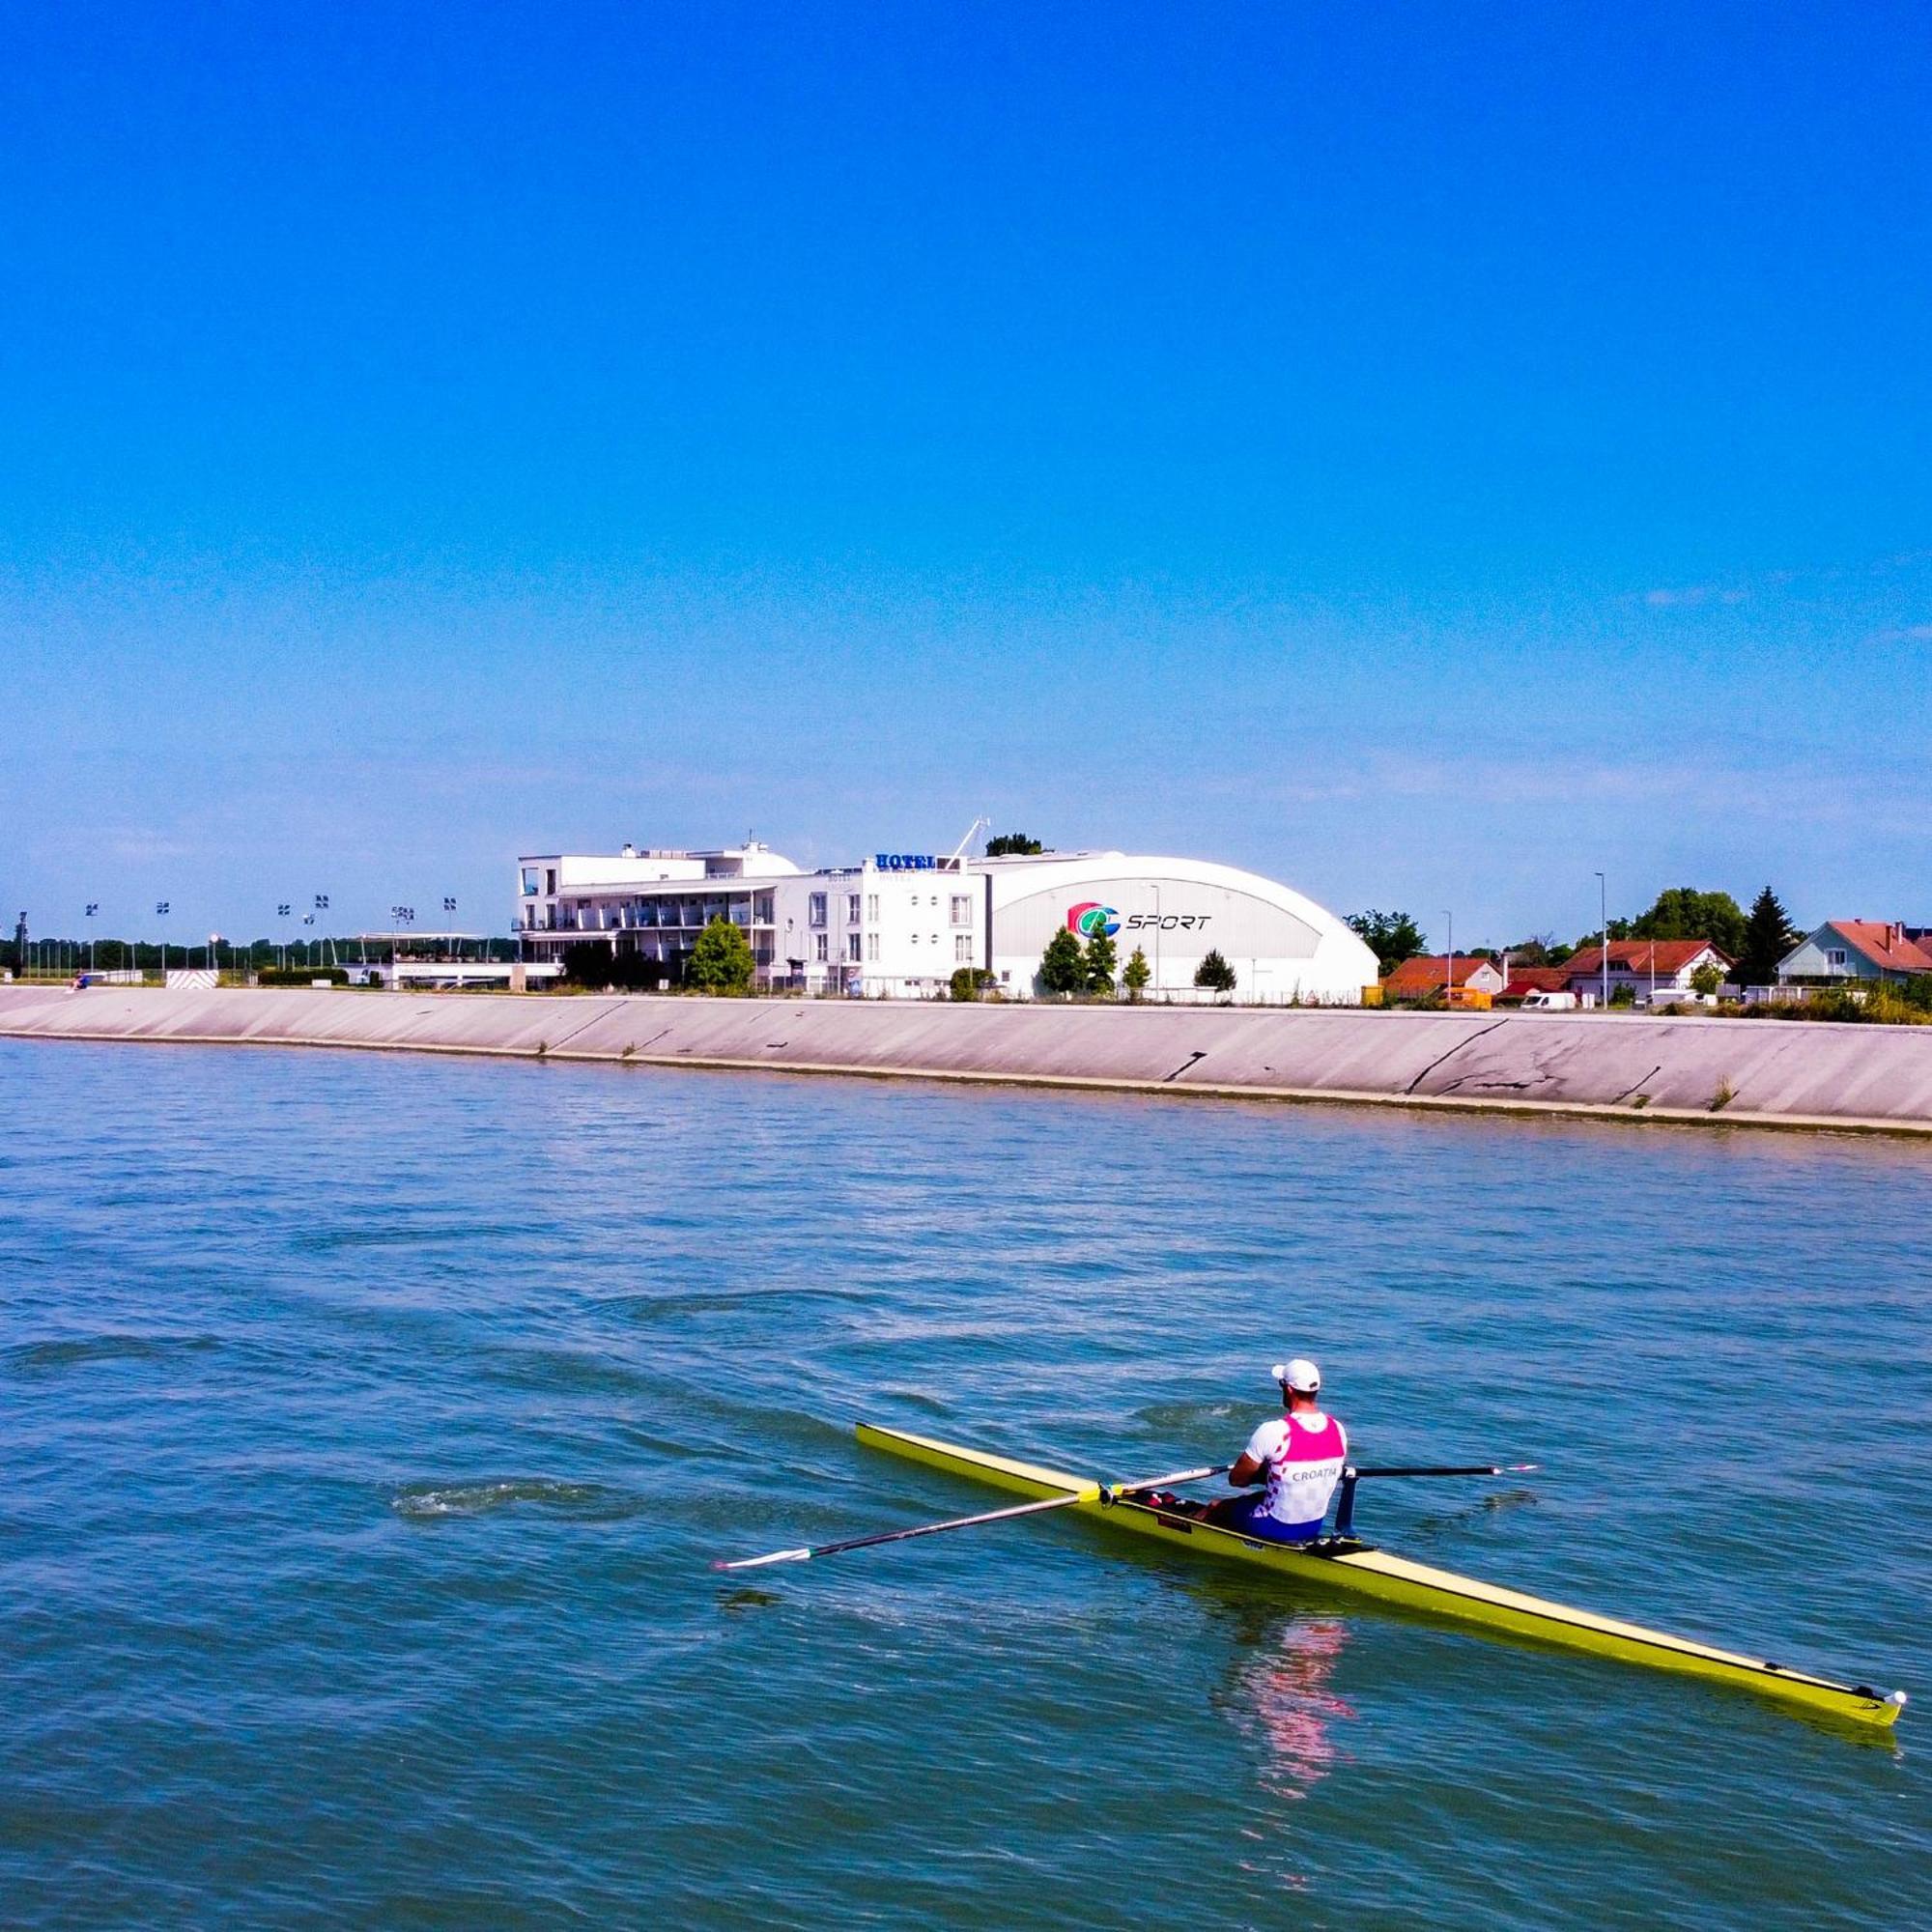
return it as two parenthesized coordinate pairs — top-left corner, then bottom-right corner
(1243, 1410), (1349, 1532)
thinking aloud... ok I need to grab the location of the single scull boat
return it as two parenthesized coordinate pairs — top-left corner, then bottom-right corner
(857, 1422), (1907, 1730)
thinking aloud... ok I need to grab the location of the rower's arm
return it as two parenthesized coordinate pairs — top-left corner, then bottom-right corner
(1228, 1452), (1264, 1488)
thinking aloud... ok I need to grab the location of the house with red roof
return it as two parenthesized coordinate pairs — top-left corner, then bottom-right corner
(1562, 939), (1732, 1003)
(1493, 963), (1573, 1003)
(1777, 922), (1932, 986)
(1381, 953), (1506, 1000)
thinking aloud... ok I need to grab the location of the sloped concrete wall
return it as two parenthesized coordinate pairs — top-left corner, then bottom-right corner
(5, 984), (1932, 1134)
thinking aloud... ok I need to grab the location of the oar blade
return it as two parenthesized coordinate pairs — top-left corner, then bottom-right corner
(712, 1547), (811, 1572)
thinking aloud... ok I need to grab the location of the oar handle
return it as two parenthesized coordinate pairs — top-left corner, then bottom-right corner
(1106, 1463), (1226, 1498)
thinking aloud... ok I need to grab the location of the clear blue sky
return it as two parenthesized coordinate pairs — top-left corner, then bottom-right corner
(4, 2), (1927, 949)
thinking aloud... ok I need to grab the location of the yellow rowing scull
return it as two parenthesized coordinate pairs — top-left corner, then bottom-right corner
(857, 1422), (1907, 1730)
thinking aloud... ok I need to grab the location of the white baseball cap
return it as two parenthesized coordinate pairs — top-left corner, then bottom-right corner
(1272, 1358), (1321, 1394)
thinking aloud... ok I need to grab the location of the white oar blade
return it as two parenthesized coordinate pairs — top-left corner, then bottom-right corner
(713, 1548), (811, 1572)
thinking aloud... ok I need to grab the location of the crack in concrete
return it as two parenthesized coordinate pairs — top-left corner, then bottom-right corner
(545, 1001), (631, 1054)
(1611, 1064), (1664, 1106)
(1404, 1018), (1509, 1094)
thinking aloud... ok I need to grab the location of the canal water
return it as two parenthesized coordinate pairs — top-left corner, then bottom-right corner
(3, 1040), (1926, 1928)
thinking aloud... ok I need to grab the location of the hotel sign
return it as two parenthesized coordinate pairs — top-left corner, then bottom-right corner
(874, 853), (945, 870)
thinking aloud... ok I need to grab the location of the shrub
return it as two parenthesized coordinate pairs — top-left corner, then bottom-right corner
(948, 967), (996, 1001)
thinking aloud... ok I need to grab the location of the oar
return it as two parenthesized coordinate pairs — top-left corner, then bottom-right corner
(712, 1463), (1226, 1572)
(1334, 1462), (1538, 1533)
(1350, 1463), (1539, 1479)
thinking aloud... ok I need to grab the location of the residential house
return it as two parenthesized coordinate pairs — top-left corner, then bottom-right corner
(1562, 939), (1732, 1003)
(1777, 922), (1932, 986)
(1493, 963), (1573, 1004)
(1383, 953), (1507, 1000)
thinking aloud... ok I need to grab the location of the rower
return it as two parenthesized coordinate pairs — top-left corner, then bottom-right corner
(1205, 1358), (1349, 1544)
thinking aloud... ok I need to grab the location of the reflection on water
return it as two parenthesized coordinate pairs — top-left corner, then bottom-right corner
(1221, 1616), (1355, 1804)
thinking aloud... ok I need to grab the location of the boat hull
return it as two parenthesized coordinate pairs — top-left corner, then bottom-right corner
(855, 1422), (1905, 1730)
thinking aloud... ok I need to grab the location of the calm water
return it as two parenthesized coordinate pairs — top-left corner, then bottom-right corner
(3, 1039), (1928, 1929)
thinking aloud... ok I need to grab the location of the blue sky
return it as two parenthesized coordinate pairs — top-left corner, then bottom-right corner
(4, 2), (1927, 948)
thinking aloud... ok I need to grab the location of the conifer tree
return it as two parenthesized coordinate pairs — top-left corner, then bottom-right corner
(1736, 886), (1800, 988)
(1194, 949), (1236, 994)
(1083, 924), (1118, 996)
(1038, 927), (1085, 996)
(1122, 946), (1151, 1002)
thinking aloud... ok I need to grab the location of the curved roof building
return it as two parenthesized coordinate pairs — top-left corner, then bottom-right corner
(982, 850), (1378, 1004)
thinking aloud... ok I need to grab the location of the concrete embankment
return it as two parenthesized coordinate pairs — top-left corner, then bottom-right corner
(7, 983), (1932, 1136)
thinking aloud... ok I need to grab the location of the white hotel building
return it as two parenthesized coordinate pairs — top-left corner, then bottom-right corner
(515, 841), (1378, 1003)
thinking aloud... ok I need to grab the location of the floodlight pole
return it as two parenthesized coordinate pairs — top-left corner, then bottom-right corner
(1595, 872), (1608, 1009)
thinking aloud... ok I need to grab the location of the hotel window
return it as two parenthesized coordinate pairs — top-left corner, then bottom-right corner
(847, 894), (862, 924)
(951, 895), (972, 925)
(809, 893), (828, 926)
(846, 932), (862, 961)
(954, 934), (974, 963)
(545, 868), (557, 895)
(866, 895), (879, 922)
(754, 893), (774, 923)
(521, 867), (540, 896)
(815, 932), (829, 961)
(866, 932), (879, 961)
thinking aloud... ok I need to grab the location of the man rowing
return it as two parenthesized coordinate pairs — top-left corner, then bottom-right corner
(1202, 1358), (1348, 1544)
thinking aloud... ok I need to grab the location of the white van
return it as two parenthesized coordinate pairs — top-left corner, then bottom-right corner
(1520, 989), (1578, 1010)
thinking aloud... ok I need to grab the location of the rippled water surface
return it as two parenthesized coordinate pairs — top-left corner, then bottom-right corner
(3, 1039), (1928, 1928)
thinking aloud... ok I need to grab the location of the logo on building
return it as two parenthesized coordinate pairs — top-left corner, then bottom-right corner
(1066, 901), (1120, 938)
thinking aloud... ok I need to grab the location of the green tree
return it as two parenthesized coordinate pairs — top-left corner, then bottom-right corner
(1689, 961), (1724, 998)
(985, 832), (1044, 856)
(1194, 949), (1236, 994)
(1038, 927), (1085, 996)
(948, 966), (996, 1001)
(1346, 909), (1426, 974)
(1735, 886), (1800, 988)
(687, 917), (754, 994)
(1500, 933), (1571, 966)
(1083, 923), (1118, 996)
(1631, 887), (1747, 959)
(1122, 945), (1151, 1002)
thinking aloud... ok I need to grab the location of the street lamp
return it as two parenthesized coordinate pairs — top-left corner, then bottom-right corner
(85, 903), (99, 974)
(1594, 872), (1608, 1010)
(156, 901), (171, 980)
(390, 905), (415, 988)
(315, 894), (332, 969)
(1442, 910), (1454, 1004)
